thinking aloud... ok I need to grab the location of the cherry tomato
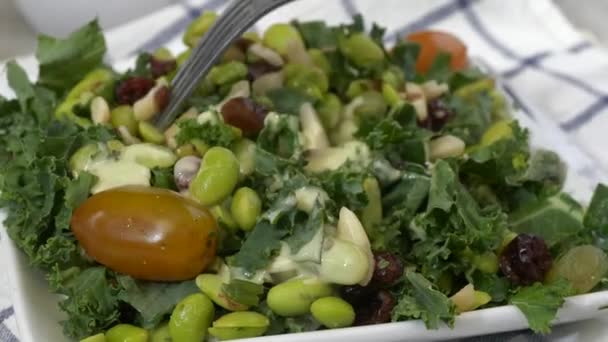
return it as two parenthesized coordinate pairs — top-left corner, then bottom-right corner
(71, 185), (217, 281)
(406, 30), (468, 74)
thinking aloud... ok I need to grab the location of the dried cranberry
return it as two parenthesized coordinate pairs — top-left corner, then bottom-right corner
(247, 61), (282, 81)
(354, 290), (396, 326)
(340, 285), (375, 305)
(221, 97), (268, 137)
(234, 37), (255, 53)
(499, 233), (552, 286)
(420, 97), (455, 131)
(116, 77), (156, 105)
(154, 86), (171, 112)
(150, 57), (177, 78)
(371, 252), (404, 288)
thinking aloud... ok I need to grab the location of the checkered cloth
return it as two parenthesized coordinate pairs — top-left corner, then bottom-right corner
(2, 0), (608, 341)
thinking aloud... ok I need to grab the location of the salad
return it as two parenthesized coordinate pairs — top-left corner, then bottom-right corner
(1, 10), (608, 342)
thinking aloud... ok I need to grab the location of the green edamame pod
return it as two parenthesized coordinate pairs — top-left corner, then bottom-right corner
(150, 323), (171, 342)
(56, 68), (114, 126)
(105, 324), (148, 342)
(208, 61), (248, 86)
(316, 93), (342, 130)
(360, 177), (382, 234)
(190, 147), (240, 206)
(169, 293), (215, 342)
(196, 274), (249, 311)
(231, 187), (262, 231)
(310, 296), (355, 328)
(284, 63), (329, 101)
(267, 278), (333, 316)
(382, 66), (405, 89)
(339, 33), (385, 68)
(80, 333), (106, 342)
(208, 312), (270, 341)
(111, 106), (138, 136)
(183, 11), (218, 47)
(263, 23), (305, 55)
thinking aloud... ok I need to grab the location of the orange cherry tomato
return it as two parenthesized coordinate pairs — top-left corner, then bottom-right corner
(406, 30), (468, 74)
(71, 185), (217, 281)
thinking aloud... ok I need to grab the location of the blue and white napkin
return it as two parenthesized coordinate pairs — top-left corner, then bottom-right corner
(2, 0), (608, 341)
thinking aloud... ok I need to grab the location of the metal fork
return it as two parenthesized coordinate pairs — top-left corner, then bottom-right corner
(154, 0), (295, 130)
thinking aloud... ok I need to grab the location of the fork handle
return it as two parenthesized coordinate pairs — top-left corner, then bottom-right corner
(155, 0), (295, 130)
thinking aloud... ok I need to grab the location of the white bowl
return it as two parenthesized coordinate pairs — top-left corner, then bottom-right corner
(13, 0), (172, 36)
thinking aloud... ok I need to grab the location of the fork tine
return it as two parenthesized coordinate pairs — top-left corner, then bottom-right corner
(154, 0), (295, 130)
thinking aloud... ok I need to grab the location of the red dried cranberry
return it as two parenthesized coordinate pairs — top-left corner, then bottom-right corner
(419, 97), (455, 131)
(499, 233), (552, 286)
(371, 252), (404, 288)
(234, 37), (255, 53)
(150, 57), (177, 78)
(116, 77), (156, 105)
(154, 86), (171, 112)
(354, 290), (396, 326)
(221, 97), (268, 137)
(340, 285), (375, 305)
(247, 61), (282, 81)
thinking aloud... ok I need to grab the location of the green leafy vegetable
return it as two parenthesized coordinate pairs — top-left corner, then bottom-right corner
(585, 184), (608, 235)
(509, 279), (575, 334)
(176, 117), (239, 148)
(399, 272), (456, 329)
(117, 276), (199, 328)
(222, 280), (265, 306)
(36, 20), (106, 93)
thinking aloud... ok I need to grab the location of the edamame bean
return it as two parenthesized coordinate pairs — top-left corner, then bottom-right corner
(310, 296), (355, 328)
(191, 139), (209, 156)
(263, 23), (305, 55)
(176, 144), (198, 158)
(105, 324), (148, 342)
(208, 61), (248, 86)
(153, 47), (173, 61)
(267, 278), (333, 316)
(354, 91), (388, 119)
(196, 274), (249, 311)
(480, 120), (513, 146)
(316, 93), (342, 130)
(284, 64), (329, 101)
(339, 33), (385, 68)
(208, 312), (270, 341)
(211, 204), (239, 231)
(190, 147), (240, 206)
(121, 143), (177, 169)
(320, 239), (370, 285)
(473, 252), (499, 274)
(308, 49), (331, 75)
(138, 121), (166, 144)
(231, 187), (262, 231)
(169, 293), (215, 342)
(360, 177), (382, 234)
(183, 11), (218, 47)
(80, 333), (106, 342)
(382, 83), (401, 106)
(69, 143), (100, 175)
(232, 139), (256, 177)
(346, 79), (375, 99)
(150, 323), (171, 342)
(111, 105), (138, 135)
